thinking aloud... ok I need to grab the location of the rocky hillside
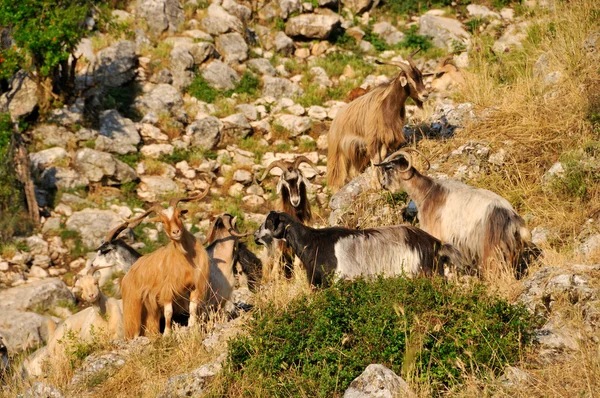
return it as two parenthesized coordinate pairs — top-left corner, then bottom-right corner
(1, 0), (600, 396)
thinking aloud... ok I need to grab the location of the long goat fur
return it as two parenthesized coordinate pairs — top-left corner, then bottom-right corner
(327, 54), (430, 191)
(377, 149), (531, 277)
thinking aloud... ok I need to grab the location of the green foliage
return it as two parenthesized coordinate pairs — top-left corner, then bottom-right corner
(159, 148), (191, 164)
(0, 0), (98, 77)
(333, 32), (358, 51)
(299, 139), (317, 152)
(465, 17), (484, 34)
(363, 26), (389, 51)
(188, 74), (218, 103)
(382, 0), (457, 16)
(226, 72), (260, 98)
(0, 48), (23, 80)
(274, 18), (286, 31)
(222, 277), (540, 396)
(552, 151), (600, 201)
(60, 327), (104, 369)
(115, 152), (143, 168)
(399, 25), (433, 51)
(60, 228), (90, 258)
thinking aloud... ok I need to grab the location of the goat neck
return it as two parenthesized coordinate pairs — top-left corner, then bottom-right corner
(394, 167), (436, 207)
(92, 292), (108, 316)
(171, 228), (198, 259)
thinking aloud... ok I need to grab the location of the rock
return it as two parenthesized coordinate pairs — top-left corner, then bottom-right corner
(307, 106), (328, 120)
(294, 47), (310, 59)
(372, 22), (405, 46)
(500, 8), (514, 20)
(0, 262), (8, 272)
(30, 148), (69, 170)
(343, 0), (372, 13)
(358, 40), (375, 53)
(137, 0), (184, 35)
(141, 143), (175, 158)
(201, 4), (243, 35)
(577, 234), (600, 259)
(134, 84), (185, 120)
(228, 182), (244, 197)
(222, 0), (251, 23)
(65, 209), (124, 248)
(183, 29), (214, 42)
(216, 32), (248, 64)
(74, 148), (117, 182)
(419, 14), (471, 52)
(158, 354), (226, 398)
(274, 31), (295, 56)
(202, 60), (240, 90)
(31, 124), (76, 148)
(499, 366), (531, 387)
(137, 175), (182, 202)
(488, 149), (506, 166)
(40, 167), (89, 190)
(21, 381), (64, 398)
(310, 66), (332, 88)
(169, 47), (195, 90)
(222, 113), (252, 139)
(542, 162), (564, 183)
(28, 265), (49, 279)
(346, 27), (365, 41)
(531, 227), (553, 246)
(248, 58), (277, 76)
(242, 194), (265, 207)
(0, 277), (74, 312)
(584, 30), (600, 55)
(273, 114), (311, 136)
(139, 123), (169, 141)
(466, 4), (501, 19)
(187, 116), (222, 149)
(262, 76), (303, 98)
(279, 0), (302, 19)
(329, 171), (378, 226)
(492, 22), (529, 53)
(87, 41), (138, 88)
(0, 70), (38, 119)
(285, 14), (341, 39)
(233, 169), (253, 184)
(24, 236), (49, 257)
(96, 110), (141, 155)
(344, 364), (415, 398)
(70, 351), (127, 386)
(235, 104), (258, 121)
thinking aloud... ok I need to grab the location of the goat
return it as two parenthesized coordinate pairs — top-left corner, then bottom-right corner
(204, 214), (254, 309)
(121, 189), (211, 338)
(327, 51), (430, 192)
(376, 148), (531, 277)
(47, 266), (123, 358)
(254, 211), (462, 286)
(348, 85), (371, 101)
(89, 220), (143, 288)
(430, 56), (465, 93)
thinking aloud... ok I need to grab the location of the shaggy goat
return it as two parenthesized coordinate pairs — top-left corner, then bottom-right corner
(327, 51), (430, 191)
(430, 56), (465, 93)
(255, 211), (462, 286)
(376, 148), (531, 276)
(121, 189), (211, 338)
(47, 266), (123, 357)
(204, 214), (255, 309)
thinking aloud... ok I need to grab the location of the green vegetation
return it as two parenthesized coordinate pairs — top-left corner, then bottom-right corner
(115, 152), (143, 168)
(60, 229), (90, 258)
(551, 150), (600, 202)
(400, 25), (433, 51)
(188, 75), (219, 103)
(220, 277), (540, 396)
(60, 327), (105, 369)
(188, 72), (261, 104)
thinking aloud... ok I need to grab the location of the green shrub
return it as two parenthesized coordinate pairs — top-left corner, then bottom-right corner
(115, 152), (143, 168)
(159, 148), (191, 164)
(363, 26), (389, 51)
(399, 25), (433, 51)
(227, 72), (260, 97)
(220, 277), (540, 396)
(551, 152), (600, 201)
(188, 74), (218, 103)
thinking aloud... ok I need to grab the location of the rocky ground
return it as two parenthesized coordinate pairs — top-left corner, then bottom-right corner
(1, 0), (600, 396)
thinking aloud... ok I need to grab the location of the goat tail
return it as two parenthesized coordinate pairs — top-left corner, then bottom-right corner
(327, 136), (348, 192)
(122, 276), (142, 340)
(438, 243), (467, 277)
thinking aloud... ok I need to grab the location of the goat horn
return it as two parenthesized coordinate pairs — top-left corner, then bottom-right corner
(293, 155), (320, 174)
(376, 149), (413, 172)
(402, 147), (431, 170)
(258, 160), (291, 181)
(375, 59), (412, 74)
(230, 230), (253, 238)
(168, 186), (211, 208)
(104, 222), (129, 243)
(123, 204), (164, 226)
(202, 213), (225, 245)
(88, 264), (115, 275)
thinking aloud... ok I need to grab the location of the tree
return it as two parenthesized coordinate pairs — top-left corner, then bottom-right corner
(0, 0), (99, 112)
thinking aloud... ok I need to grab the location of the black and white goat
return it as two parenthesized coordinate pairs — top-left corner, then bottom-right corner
(376, 148), (532, 276)
(255, 211), (462, 286)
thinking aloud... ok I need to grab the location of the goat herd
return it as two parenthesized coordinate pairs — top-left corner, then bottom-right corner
(62, 52), (532, 347)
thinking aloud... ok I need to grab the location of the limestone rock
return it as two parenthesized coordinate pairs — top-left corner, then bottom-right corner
(96, 110), (141, 155)
(262, 76), (303, 98)
(170, 47), (195, 90)
(492, 22), (529, 53)
(21, 381), (64, 398)
(344, 364), (415, 398)
(40, 167), (89, 190)
(0, 70), (38, 119)
(222, 113), (252, 139)
(88, 40), (138, 88)
(343, 0), (372, 13)
(222, 0), (251, 23)
(274, 114), (311, 136)
(202, 60), (240, 90)
(137, 0), (184, 34)
(274, 31), (295, 56)
(66, 209), (124, 248)
(285, 14), (341, 39)
(30, 148), (69, 171)
(187, 116), (222, 149)
(215, 32), (249, 64)
(158, 354), (226, 398)
(134, 84), (185, 120)
(419, 14), (471, 52)
(466, 4), (501, 19)
(31, 124), (76, 148)
(141, 144), (175, 158)
(372, 22), (405, 46)
(137, 176), (182, 202)
(248, 58), (277, 76)
(201, 4), (243, 35)
(279, 0), (302, 19)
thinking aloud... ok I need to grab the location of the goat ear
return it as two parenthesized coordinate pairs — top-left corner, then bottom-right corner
(399, 74), (408, 87)
(93, 270), (101, 283)
(276, 178), (283, 194)
(272, 216), (287, 238)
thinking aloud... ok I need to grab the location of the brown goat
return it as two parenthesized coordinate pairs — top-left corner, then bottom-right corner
(121, 189), (211, 338)
(348, 86), (371, 101)
(430, 56), (465, 93)
(327, 51), (430, 192)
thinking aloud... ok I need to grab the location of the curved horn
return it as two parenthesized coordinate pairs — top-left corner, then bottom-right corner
(406, 48), (422, 70)
(293, 155), (320, 174)
(104, 222), (129, 243)
(202, 213), (224, 245)
(402, 147), (431, 170)
(168, 186), (211, 209)
(258, 160), (291, 181)
(375, 149), (413, 172)
(123, 204), (165, 226)
(88, 264), (115, 275)
(375, 59), (412, 74)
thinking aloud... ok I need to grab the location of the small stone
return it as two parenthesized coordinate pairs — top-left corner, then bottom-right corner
(28, 265), (49, 279)
(228, 183), (244, 197)
(242, 194), (265, 207)
(0, 262), (9, 272)
(233, 169), (253, 185)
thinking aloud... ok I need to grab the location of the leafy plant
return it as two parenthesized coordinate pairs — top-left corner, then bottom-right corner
(188, 74), (218, 103)
(220, 277), (540, 396)
(399, 25), (433, 51)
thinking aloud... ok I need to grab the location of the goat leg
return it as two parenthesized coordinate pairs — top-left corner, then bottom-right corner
(163, 302), (173, 336)
(188, 289), (200, 327)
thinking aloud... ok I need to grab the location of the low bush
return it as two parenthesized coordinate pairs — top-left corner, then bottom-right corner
(218, 277), (541, 396)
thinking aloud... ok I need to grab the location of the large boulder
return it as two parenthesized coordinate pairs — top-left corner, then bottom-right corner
(74, 148), (138, 184)
(0, 278), (74, 313)
(87, 40), (138, 88)
(96, 110), (141, 154)
(134, 83), (186, 120)
(419, 14), (471, 52)
(202, 60), (240, 90)
(247, 58), (277, 76)
(492, 22), (529, 53)
(30, 147), (69, 171)
(262, 76), (303, 98)
(343, 0), (372, 13)
(186, 116), (222, 149)
(274, 32), (295, 56)
(65, 209), (124, 248)
(273, 114), (311, 136)
(137, 0), (184, 35)
(343, 364), (415, 398)
(170, 47), (195, 90)
(285, 14), (341, 39)
(215, 32), (248, 64)
(278, 0), (302, 19)
(0, 310), (55, 353)
(0, 70), (38, 119)
(31, 124), (76, 148)
(40, 167), (89, 190)
(137, 176), (182, 202)
(201, 4), (244, 35)
(372, 22), (405, 46)
(222, 0), (252, 23)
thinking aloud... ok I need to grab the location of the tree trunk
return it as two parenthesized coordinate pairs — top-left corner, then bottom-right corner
(12, 123), (40, 227)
